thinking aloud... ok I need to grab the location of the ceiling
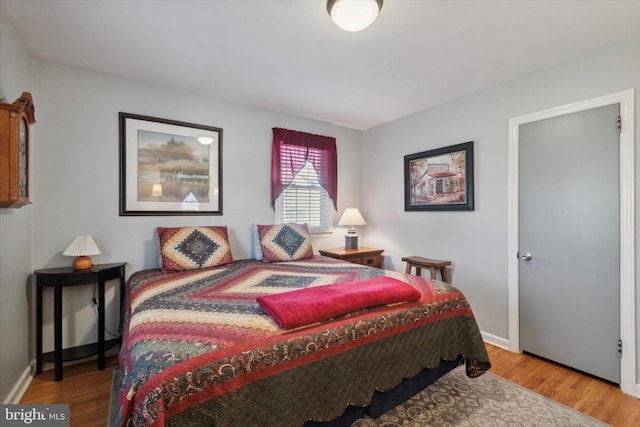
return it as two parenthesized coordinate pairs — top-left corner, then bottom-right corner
(2, 0), (640, 130)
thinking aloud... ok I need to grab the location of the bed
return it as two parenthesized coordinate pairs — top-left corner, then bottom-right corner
(114, 225), (490, 426)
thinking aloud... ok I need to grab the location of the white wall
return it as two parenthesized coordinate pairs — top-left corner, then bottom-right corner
(363, 36), (640, 375)
(0, 8), (34, 403)
(30, 61), (364, 352)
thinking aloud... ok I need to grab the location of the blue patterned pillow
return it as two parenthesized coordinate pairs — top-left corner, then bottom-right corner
(157, 226), (233, 271)
(257, 223), (314, 263)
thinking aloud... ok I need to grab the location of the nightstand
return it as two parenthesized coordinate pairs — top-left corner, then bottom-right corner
(318, 247), (384, 268)
(34, 262), (126, 381)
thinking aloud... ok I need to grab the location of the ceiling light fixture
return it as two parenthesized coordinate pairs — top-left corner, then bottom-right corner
(327, 0), (383, 32)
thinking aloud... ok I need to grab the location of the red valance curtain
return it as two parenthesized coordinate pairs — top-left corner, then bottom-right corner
(272, 127), (337, 209)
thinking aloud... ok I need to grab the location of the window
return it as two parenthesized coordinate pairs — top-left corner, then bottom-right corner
(272, 128), (337, 233)
(275, 161), (333, 233)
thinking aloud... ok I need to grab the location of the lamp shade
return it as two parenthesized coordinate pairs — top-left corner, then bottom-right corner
(151, 183), (163, 197)
(63, 235), (101, 269)
(338, 208), (366, 228)
(327, 0), (383, 32)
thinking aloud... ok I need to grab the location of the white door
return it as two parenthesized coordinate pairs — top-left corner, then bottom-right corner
(519, 104), (620, 384)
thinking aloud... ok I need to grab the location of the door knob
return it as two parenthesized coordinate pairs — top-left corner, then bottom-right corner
(520, 252), (533, 261)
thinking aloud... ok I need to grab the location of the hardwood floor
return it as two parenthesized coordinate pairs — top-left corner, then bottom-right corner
(485, 345), (640, 426)
(19, 344), (640, 426)
(20, 356), (119, 427)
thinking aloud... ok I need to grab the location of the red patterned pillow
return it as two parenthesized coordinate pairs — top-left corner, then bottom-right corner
(157, 226), (233, 272)
(257, 223), (314, 263)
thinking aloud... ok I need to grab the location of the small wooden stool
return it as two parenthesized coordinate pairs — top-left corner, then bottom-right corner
(402, 256), (452, 283)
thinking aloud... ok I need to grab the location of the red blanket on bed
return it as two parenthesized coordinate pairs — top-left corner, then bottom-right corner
(256, 277), (422, 329)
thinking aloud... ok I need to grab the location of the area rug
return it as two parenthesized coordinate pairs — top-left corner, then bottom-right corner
(352, 367), (608, 427)
(108, 366), (608, 426)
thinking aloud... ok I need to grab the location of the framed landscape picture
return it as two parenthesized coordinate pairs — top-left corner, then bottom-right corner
(119, 113), (223, 216)
(404, 141), (474, 211)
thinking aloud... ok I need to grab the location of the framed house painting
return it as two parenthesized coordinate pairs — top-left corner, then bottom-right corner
(119, 113), (223, 216)
(404, 141), (474, 211)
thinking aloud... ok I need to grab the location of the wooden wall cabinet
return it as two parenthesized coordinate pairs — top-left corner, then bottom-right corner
(0, 92), (35, 208)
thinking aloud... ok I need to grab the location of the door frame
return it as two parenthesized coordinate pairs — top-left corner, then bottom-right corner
(507, 89), (636, 395)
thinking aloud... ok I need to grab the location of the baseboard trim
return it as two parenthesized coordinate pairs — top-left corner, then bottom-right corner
(481, 331), (509, 350)
(2, 363), (33, 404)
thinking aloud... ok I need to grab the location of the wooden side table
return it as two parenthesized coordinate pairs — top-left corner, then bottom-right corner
(34, 262), (126, 381)
(318, 247), (384, 268)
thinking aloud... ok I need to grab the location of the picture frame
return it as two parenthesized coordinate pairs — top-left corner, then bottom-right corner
(119, 112), (223, 216)
(404, 141), (474, 211)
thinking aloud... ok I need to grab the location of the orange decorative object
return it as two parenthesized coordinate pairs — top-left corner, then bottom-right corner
(73, 256), (93, 270)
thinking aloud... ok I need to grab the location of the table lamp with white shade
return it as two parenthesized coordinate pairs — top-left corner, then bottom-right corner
(63, 235), (101, 270)
(151, 183), (163, 197)
(337, 208), (366, 249)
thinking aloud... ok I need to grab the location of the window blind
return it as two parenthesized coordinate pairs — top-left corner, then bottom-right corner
(277, 162), (331, 231)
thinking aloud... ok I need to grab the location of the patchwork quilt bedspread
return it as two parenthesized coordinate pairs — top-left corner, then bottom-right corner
(116, 256), (490, 426)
